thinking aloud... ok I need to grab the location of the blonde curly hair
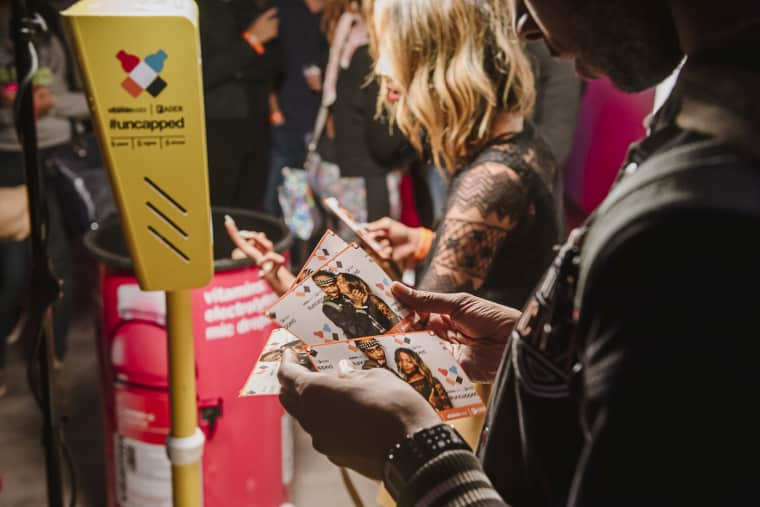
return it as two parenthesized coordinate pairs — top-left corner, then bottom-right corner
(367, 0), (535, 174)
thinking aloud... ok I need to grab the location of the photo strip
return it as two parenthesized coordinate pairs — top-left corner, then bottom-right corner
(241, 330), (484, 422)
(239, 328), (318, 396)
(266, 244), (417, 345)
(308, 331), (485, 421)
(293, 230), (349, 284)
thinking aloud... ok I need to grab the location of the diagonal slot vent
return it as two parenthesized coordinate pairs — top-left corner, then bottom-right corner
(144, 177), (187, 214)
(146, 201), (189, 238)
(148, 225), (190, 262)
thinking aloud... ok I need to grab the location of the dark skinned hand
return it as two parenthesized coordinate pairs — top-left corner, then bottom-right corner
(391, 283), (520, 383)
(278, 349), (439, 480)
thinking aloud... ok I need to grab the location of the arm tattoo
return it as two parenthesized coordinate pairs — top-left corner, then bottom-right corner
(418, 162), (529, 294)
(447, 163), (528, 222)
(418, 219), (509, 293)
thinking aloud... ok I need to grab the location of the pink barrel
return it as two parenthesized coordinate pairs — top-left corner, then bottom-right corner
(85, 208), (293, 507)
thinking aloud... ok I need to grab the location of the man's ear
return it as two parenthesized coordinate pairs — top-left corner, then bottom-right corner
(515, 1), (544, 41)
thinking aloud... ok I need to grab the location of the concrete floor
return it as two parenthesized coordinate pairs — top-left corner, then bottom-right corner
(0, 247), (381, 507)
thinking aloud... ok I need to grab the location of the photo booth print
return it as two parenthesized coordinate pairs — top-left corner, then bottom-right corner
(307, 332), (486, 421)
(266, 244), (413, 345)
(117, 49), (168, 98)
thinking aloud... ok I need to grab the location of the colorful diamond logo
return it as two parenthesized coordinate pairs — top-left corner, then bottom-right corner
(116, 49), (168, 98)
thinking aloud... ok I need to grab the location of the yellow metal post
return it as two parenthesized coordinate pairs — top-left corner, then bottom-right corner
(166, 289), (201, 507)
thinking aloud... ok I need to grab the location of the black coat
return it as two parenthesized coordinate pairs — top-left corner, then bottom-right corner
(198, 0), (281, 121)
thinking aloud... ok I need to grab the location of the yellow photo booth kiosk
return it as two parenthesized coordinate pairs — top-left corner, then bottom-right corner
(64, 1), (213, 505)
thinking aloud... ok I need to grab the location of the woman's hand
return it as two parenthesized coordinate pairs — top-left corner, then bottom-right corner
(365, 217), (423, 263)
(427, 381), (451, 411)
(392, 283), (520, 383)
(245, 7), (279, 45)
(347, 288), (367, 307)
(427, 389), (443, 411)
(224, 215), (294, 296)
(340, 281), (368, 307)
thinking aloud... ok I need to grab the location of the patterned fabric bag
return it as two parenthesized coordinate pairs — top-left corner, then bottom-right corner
(277, 167), (320, 240)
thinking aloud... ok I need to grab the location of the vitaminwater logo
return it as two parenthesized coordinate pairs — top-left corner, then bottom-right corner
(116, 49), (168, 98)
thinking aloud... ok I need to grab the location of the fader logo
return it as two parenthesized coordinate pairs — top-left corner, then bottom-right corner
(116, 49), (168, 98)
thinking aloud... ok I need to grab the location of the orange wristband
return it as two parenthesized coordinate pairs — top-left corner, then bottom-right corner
(242, 31), (266, 55)
(412, 227), (434, 262)
(269, 110), (285, 125)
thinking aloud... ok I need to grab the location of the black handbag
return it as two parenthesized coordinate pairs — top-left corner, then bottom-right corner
(46, 123), (116, 235)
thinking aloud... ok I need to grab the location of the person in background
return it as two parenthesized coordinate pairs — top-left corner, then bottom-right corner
(199, 0), (281, 210)
(419, 41), (581, 233)
(230, 0), (561, 314)
(311, 0), (413, 224)
(226, 0), (561, 335)
(264, 0), (327, 215)
(0, 0), (89, 394)
(364, 0), (560, 313)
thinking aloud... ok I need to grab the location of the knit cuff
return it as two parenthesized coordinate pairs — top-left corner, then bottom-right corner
(396, 450), (508, 507)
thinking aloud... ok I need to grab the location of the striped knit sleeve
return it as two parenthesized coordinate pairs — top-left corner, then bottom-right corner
(396, 450), (510, 507)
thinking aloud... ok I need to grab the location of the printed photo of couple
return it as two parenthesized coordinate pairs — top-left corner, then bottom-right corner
(313, 270), (400, 339)
(243, 330), (484, 422)
(266, 245), (412, 345)
(308, 332), (485, 420)
(355, 337), (452, 412)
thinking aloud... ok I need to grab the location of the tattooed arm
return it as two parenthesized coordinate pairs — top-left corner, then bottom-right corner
(417, 162), (528, 294)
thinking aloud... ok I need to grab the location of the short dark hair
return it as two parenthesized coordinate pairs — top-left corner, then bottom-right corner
(313, 270), (336, 279)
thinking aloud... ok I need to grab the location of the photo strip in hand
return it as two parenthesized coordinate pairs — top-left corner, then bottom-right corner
(309, 332), (485, 421)
(293, 230), (349, 284)
(240, 330), (484, 422)
(266, 244), (417, 345)
(240, 328), (318, 396)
